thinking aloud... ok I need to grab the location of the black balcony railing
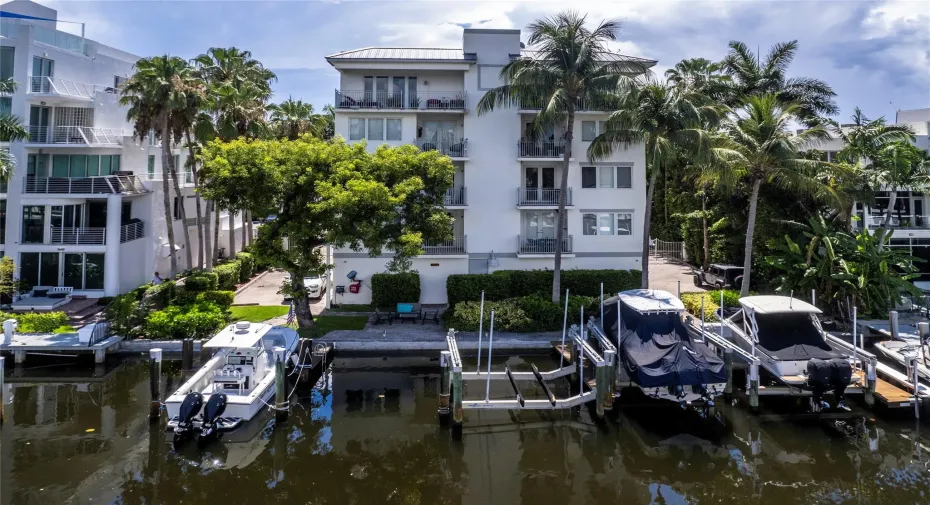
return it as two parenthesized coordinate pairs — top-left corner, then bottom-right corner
(422, 236), (467, 255)
(414, 139), (467, 157)
(517, 187), (572, 206)
(518, 140), (566, 158)
(518, 234), (572, 255)
(335, 90), (466, 110)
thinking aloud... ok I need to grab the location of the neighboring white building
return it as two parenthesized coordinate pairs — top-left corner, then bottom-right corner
(325, 29), (655, 304)
(0, 0), (246, 297)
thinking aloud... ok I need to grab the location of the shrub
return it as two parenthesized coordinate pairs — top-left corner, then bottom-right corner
(561, 269), (640, 296)
(196, 290), (235, 309)
(214, 261), (241, 290)
(444, 299), (532, 332)
(235, 252), (255, 282)
(0, 311), (70, 333)
(446, 273), (511, 306)
(105, 293), (150, 337)
(143, 280), (176, 310)
(444, 294), (605, 332)
(681, 292), (720, 322)
(145, 302), (227, 340)
(446, 269), (641, 305)
(184, 272), (219, 293)
(371, 272), (420, 308)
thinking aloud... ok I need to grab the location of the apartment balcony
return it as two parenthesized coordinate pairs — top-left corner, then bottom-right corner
(413, 139), (468, 159)
(856, 214), (930, 231)
(25, 126), (123, 147)
(444, 187), (467, 207)
(120, 221), (145, 243)
(518, 140), (569, 160)
(27, 76), (110, 102)
(516, 187), (573, 208)
(421, 236), (467, 256)
(517, 234), (573, 256)
(49, 227), (106, 245)
(0, 19), (87, 55)
(518, 97), (610, 112)
(335, 90), (467, 111)
(23, 175), (149, 195)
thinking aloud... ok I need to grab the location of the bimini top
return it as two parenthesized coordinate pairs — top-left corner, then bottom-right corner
(204, 321), (275, 348)
(739, 296), (821, 315)
(618, 289), (685, 314)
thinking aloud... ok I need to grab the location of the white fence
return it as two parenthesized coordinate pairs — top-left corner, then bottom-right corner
(651, 238), (686, 262)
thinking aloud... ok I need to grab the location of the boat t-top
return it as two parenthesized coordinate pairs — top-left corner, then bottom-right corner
(721, 295), (870, 409)
(602, 289), (728, 406)
(166, 321), (299, 441)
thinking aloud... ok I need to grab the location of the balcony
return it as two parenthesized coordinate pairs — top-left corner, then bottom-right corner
(518, 97), (611, 112)
(517, 234), (573, 256)
(518, 140), (567, 159)
(335, 90), (467, 111)
(422, 236), (467, 256)
(23, 175), (149, 195)
(120, 221), (145, 243)
(49, 227), (106, 245)
(444, 187), (467, 207)
(517, 187), (572, 208)
(413, 139), (468, 159)
(856, 214), (930, 230)
(27, 76), (106, 101)
(26, 126), (123, 147)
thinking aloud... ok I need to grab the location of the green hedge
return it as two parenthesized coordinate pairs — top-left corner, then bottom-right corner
(0, 311), (71, 333)
(371, 272), (420, 308)
(196, 290), (235, 309)
(214, 261), (241, 290)
(184, 272), (219, 293)
(680, 290), (740, 322)
(446, 269), (641, 306)
(144, 280), (176, 309)
(145, 302), (227, 340)
(105, 293), (149, 336)
(235, 252), (255, 282)
(445, 295), (601, 332)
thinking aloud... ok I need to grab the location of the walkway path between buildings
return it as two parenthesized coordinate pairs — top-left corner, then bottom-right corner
(234, 269), (326, 315)
(648, 257), (703, 295)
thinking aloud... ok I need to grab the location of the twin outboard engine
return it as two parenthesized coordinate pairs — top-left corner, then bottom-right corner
(199, 393), (228, 439)
(175, 392), (204, 437)
(807, 358), (853, 410)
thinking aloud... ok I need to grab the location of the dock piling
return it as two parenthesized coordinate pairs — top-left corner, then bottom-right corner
(439, 350), (451, 416)
(484, 310), (495, 403)
(910, 356), (920, 419)
(273, 346), (288, 422)
(724, 348), (734, 398)
(890, 310), (900, 340)
(181, 338), (194, 370)
(604, 348), (616, 409)
(149, 348), (162, 422)
(864, 359), (876, 407)
(748, 362), (760, 411)
(452, 368), (463, 425)
(476, 291), (485, 373)
(0, 356), (4, 424)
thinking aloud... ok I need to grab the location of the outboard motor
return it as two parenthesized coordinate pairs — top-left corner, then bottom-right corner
(175, 392), (204, 436)
(199, 393), (228, 440)
(829, 358), (853, 410)
(807, 359), (832, 410)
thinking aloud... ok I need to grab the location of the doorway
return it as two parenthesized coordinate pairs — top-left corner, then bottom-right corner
(524, 167), (556, 203)
(31, 56), (54, 93)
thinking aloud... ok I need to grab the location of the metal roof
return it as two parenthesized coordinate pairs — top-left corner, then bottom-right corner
(519, 49), (657, 67)
(739, 296), (822, 315)
(619, 289), (685, 313)
(326, 47), (476, 62)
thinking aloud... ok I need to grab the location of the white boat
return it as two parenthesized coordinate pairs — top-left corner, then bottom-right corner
(165, 321), (300, 438)
(721, 295), (874, 408)
(874, 339), (930, 384)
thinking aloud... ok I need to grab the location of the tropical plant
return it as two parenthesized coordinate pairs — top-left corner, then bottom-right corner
(703, 95), (839, 296)
(590, 81), (719, 288)
(476, 11), (651, 302)
(721, 40), (838, 124)
(0, 78), (29, 180)
(665, 57), (731, 101)
(120, 55), (197, 278)
(268, 97), (327, 140)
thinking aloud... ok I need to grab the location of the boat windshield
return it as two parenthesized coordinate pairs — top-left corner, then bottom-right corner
(753, 312), (832, 354)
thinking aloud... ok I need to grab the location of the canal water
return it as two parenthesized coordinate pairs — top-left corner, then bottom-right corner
(3, 354), (929, 505)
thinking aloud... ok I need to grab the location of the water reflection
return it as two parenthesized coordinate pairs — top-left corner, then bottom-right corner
(4, 355), (930, 504)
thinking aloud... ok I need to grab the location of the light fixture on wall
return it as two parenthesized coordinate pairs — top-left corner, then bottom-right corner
(488, 251), (499, 268)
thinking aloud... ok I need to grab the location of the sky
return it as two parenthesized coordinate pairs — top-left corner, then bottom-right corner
(15, 0), (930, 122)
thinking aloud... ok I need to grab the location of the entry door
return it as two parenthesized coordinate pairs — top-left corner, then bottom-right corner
(29, 106), (50, 142)
(524, 167), (555, 201)
(32, 56), (54, 93)
(524, 210), (557, 239)
(423, 121), (456, 147)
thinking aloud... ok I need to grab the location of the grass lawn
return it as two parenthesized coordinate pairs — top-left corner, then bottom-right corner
(297, 315), (368, 337)
(325, 304), (373, 313)
(229, 305), (289, 323)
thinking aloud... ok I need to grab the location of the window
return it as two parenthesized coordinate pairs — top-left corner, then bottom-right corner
(368, 118), (384, 141)
(0, 97), (9, 117)
(386, 119), (402, 141)
(148, 155), (156, 180)
(46, 154), (119, 178)
(349, 118), (365, 140)
(0, 200), (6, 245)
(21, 205), (45, 243)
(27, 154), (49, 178)
(114, 75), (127, 89)
(173, 196), (182, 220)
(0, 47), (13, 81)
(581, 166), (633, 189)
(581, 120), (609, 141)
(583, 212), (634, 236)
(823, 151), (839, 162)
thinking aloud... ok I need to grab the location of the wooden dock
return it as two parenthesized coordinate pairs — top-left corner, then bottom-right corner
(0, 333), (123, 364)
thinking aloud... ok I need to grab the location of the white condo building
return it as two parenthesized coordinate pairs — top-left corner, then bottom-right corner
(0, 0), (246, 297)
(326, 29), (655, 304)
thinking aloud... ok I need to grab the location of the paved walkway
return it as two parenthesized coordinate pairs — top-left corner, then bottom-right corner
(649, 256), (703, 294)
(234, 269), (326, 315)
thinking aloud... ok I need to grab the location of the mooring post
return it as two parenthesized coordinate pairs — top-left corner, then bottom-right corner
(484, 310), (495, 403)
(181, 338), (194, 371)
(910, 356), (920, 420)
(452, 368), (463, 426)
(274, 346), (288, 422)
(149, 348), (162, 422)
(723, 348), (734, 398)
(439, 350), (451, 416)
(603, 349), (616, 410)
(476, 290), (485, 373)
(811, 289), (816, 306)
(595, 363), (606, 417)
(558, 289), (569, 369)
(864, 358), (876, 407)
(748, 362), (760, 411)
(890, 310), (900, 340)
(0, 356), (5, 424)
(677, 280), (681, 299)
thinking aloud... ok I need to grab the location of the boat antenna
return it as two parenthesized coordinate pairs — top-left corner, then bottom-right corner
(790, 291), (794, 309)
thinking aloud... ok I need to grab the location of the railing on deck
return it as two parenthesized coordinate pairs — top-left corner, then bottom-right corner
(519, 96), (610, 111)
(444, 187), (467, 206)
(335, 90), (467, 110)
(856, 214), (930, 230)
(422, 236), (467, 255)
(49, 227), (106, 245)
(27, 76), (101, 99)
(27, 126), (122, 146)
(518, 140), (567, 158)
(518, 234), (572, 255)
(413, 138), (467, 157)
(23, 175), (149, 195)
(517, 187), (572, 206)
(88, 321), (112, 347)
(120, 221), (145, 243)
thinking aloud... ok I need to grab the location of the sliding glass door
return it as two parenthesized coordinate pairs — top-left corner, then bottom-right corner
(20, 252), (105, 290)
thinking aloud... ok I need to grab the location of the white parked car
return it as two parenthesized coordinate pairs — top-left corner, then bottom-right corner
(303, 274), (326, 299)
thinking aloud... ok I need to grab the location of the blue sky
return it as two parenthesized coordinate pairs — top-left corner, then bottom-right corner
(28, 0), (930, 122)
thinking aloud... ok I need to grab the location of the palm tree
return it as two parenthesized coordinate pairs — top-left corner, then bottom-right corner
(703, 95), (837, 296)
(120, 55), (195, 278)
(476, 11), (650, 302)
(269, 97), (326, 140)
(860, 141), (930, 245)
(0, 78), (29, 180)
(665, 58), (731, 101)
(721, 41), (837, 124)
(589, 81), (719, 288)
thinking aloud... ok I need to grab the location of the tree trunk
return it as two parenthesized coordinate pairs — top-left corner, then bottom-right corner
(740, 178), (763, 297)
(246, 211), (254, 245)
(228, 211), (236, 257)
(186, 131), (204, 270)
(289, 270), (314, 328)
(702, 193), (710, 270)
(204, 200), (213, 271)
(212, 209), (220, 264)
(169, 142), (193, 272)
(160, 114), (178, 279)
(878, 188), (897, 251)
(551, 109), (575, 303)
(641, 158), (660, 289)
